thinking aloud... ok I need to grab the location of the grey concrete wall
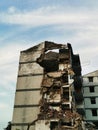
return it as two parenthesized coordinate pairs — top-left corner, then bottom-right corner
(83, 77), (98, 86)
(16, 76), (43, 90)
(14, 91), (41, 105)
(35, 120), (50, 130)
(11, 125), (35, 130)
(83, 75), (98, 122)
(83, 86), (98, 97)
(20, 42), (44, 63)
(84, 98), (98, 108)
(12, 107), (39, 123)
(18, 63), (43, 76)
(11, 43), (45, 130)
(85, 109), (98, 121)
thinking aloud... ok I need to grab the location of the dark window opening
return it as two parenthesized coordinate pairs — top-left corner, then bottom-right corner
(89, 86), (95, 93)
(50, 102), (60, 107)
(61, 122), (72, 126)
(61, 104), (70, 110)
(92, 109), (97, 116)
(62, 73), (68, 83)
(59, 59), (69, 64)
(88, 77), (93, 82)
(91, 97), (96, 104)
(50, 121), (58, 130)
(63, 88), (69, 100)
(53, 86), (60, 91)
(63, 92), (69, 100)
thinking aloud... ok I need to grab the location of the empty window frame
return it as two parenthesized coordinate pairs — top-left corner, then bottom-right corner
(88, 77), (93, 82)
(62, 104), (70, 110)
(90, 97), (96, 104)
(61, 122), (72, 126)
(92, 109), (97, 116)
(89, 86), (95, 93)
(63, 87), (69, 100)
(50, 121), (58, 130)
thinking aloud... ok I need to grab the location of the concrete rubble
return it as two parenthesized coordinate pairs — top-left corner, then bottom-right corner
(27, 42), (84, 130)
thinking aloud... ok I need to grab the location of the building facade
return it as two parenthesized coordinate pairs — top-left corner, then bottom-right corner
(83, 70), (98, 127)
(11, 41), (84, 130)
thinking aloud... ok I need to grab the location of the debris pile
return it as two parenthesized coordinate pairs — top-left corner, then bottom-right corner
(35, 42), (84, 130)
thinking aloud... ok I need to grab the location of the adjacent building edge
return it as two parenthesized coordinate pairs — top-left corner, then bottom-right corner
(5, 41), (97, 130)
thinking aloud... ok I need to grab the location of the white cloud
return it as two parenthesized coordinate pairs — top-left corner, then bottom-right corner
(0, 92), (8, 97)
(8, 6), (17, 14)
(0, 103), (9, 109)
(0, 6), (98, 28)
(0, 102), (13, 122)
(0, 44), (25, 90)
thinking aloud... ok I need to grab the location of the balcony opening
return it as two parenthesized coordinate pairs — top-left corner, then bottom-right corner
(89, 86), (95, 93)
(90, 97), (96, 104)
(92, 109), (97, 116)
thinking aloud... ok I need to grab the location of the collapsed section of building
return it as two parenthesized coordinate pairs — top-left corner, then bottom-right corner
(11, 41), (84, 130)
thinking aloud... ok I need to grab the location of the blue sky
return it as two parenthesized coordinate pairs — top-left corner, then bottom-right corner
(1, 0), (98, 128)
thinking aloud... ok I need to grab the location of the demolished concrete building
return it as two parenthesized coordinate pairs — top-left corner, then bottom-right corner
(11, 41), (84, 130)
